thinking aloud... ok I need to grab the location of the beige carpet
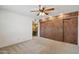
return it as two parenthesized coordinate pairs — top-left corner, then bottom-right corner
(0, 37), (79, 54)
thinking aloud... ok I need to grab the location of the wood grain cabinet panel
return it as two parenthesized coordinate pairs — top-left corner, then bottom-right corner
(40, 11), (78, 44)
(40, 19), (63, 42)
(64, 17), (78, 44)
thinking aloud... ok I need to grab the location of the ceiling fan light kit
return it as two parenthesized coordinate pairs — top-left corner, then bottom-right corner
(31, 5), (54, 16)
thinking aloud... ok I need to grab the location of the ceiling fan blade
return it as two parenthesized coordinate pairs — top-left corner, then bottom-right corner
(45, 8), (54, 11)
(42, 5), (47, 10)
(42, 7), (45, 11)
(45, 12), (49, 15)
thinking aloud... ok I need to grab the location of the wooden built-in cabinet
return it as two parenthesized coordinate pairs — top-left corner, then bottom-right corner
(40, 11), (78, 44)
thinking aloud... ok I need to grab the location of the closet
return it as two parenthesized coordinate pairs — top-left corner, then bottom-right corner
(40, 11), (78, 44)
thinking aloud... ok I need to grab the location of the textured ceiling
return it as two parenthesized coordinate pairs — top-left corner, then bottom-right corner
(0, 5), (79, 19)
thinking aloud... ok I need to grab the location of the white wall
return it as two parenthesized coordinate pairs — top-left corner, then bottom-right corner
(38, 22), (40, 37)
(0, 10), (32, 48)
(78, 16), (79, 46)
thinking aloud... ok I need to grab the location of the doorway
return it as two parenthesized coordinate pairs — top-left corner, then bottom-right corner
(32, 20), (38, 36)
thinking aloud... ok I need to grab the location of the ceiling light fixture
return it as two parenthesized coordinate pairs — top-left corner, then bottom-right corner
(31, 5), (54, 16)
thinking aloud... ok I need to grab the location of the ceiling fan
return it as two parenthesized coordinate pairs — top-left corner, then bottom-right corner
(31, 5), (54, 16)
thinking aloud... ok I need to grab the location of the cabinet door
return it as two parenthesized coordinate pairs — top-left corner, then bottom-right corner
(44, 21), (54, 39)
(40, 19), (63, 41)
(50, 19), (63, 41)
(40, 22), (52, 38)
(64, 17), (78, 44)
